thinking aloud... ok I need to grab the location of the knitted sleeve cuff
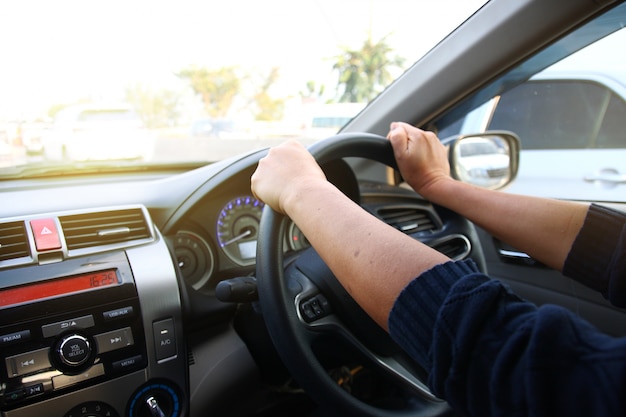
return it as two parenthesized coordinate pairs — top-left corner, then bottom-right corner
(388, 259), (480, 368)
(563, 204), (626, 306)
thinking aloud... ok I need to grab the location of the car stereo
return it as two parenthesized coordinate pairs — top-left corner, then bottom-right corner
(0, 251), (147, 411)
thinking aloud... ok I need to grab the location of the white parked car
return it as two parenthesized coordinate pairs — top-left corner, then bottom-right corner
(441, 70), (626, 201)
(42, 104), (155, 162)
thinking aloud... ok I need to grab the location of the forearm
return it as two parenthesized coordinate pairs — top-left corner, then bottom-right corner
(283, 179), (449, 329)
(420, 177), (589, 271)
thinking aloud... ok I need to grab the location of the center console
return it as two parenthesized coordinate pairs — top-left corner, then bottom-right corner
(0, 207), (188, 417)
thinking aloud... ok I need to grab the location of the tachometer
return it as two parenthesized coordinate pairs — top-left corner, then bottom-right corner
(173, 230), (215, 290)
(217, 196), (264, 266)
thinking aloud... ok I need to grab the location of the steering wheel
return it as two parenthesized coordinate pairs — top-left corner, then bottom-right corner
(256, 133), (454, 417)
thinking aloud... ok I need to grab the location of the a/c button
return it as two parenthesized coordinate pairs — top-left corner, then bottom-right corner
(153, 318), (177, 361)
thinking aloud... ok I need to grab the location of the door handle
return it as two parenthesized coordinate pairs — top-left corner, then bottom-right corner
(583, 168), (626, 187)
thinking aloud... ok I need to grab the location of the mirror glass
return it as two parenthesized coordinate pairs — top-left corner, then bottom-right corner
(450, 132), (520, 190)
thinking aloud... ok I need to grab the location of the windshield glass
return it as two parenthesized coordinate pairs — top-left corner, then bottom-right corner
(0, 0), (486, 177)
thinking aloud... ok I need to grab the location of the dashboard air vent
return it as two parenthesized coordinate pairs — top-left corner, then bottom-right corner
(0, 221), (30, 262)
(60, 208), (151, 251)
(378, 207), (437, 234)
(429, 235), (471, 260)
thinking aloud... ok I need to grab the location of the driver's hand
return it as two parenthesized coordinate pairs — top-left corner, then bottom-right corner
(387, 122), (451, 199)
(251, 140), (326, 215)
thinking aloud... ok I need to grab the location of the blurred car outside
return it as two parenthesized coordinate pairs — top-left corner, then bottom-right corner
(190, 118), (233, 139)
(21, 121), (50, 155)
(0, 139), (11, 167)
(0, 120), (47, 166)
(41, 103), (155, 161)
(300, 102), (367, 140)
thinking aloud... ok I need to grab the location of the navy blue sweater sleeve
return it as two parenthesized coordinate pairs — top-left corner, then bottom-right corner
(563, 204), (626, 307)
(389, 259), (626, 417)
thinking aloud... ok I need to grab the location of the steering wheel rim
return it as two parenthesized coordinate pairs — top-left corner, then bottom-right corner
(256, 133), (452, 417)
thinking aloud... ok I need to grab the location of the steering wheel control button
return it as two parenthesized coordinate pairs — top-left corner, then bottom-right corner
(57, 334), (91, 367)
(29, 218), (62, 251)
(5, 347), (51, 377)
(94, 327), (134, 354)
(300, 294), (331, 323)
(153, 318), (177, 361)
(42, 315), (95, 338)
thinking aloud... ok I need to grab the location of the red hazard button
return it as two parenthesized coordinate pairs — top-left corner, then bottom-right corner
(30, 218), (61, 251)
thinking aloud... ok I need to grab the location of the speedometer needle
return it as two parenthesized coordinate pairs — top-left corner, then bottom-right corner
(221, 229), (253, 246)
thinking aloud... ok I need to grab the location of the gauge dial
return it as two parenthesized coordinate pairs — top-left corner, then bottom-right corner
(217, 196), (264, 266)
(173, 230), (215, 290)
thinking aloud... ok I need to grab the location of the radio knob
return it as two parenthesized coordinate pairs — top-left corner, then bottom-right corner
(57, 334), (92, 367)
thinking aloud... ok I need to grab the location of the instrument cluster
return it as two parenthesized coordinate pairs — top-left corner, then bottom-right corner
(172, 195), (309, 291)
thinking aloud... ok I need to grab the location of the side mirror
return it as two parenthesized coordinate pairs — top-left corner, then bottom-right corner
(446, 131), (520, 190)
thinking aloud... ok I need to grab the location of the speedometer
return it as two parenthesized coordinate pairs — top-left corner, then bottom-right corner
(216, 196), (264, 266)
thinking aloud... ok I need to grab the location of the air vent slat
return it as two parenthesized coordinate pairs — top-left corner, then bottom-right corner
(378, 207), (437, 234)
(60, 209), (151, 251)
(0, 221), (30, 262)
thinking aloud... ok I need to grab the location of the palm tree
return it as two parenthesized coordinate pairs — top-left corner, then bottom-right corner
(333, 34), (405, 103)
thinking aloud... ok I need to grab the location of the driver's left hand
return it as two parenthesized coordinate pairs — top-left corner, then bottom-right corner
(251, 140), (327, 214)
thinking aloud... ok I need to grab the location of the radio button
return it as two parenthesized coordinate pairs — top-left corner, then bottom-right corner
(52, 363), (104, 390)
(103, 306), (134, 321)
(5, 347), (51, 377)
(0, 330), (31, 346)
(58, 334), (91, 366)
(94, 327), (134, 354)
(3, 383), (44, 404)
(112, 354), (144, 372)
(4, 388), (25, 403)
(42, 315), (95, 338)
(24, 383), (44, 397)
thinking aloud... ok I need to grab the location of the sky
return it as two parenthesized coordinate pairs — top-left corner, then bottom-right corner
(0, 0), (487, 120)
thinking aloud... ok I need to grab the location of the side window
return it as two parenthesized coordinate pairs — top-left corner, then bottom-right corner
(435, 26), (626, 205)
(596, 94), (626, 148)
(487, 80), (626, 150)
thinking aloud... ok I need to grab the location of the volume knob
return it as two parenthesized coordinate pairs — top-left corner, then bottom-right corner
(57, 334), (92, 367)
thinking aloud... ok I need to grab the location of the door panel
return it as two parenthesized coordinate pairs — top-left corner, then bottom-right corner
(475, 226), (626, 337)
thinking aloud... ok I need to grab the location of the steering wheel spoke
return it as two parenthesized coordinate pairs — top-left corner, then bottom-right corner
(294, 282), (441, 403)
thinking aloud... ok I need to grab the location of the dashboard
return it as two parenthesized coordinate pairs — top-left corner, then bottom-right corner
(0, 148), (478, 417)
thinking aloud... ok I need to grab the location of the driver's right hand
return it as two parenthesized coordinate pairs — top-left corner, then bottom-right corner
(387, 122), (452, 200)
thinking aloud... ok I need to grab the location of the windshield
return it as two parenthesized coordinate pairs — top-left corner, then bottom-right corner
(0, 0), (486, 177)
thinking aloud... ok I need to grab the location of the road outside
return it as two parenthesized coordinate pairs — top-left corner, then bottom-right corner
(151, 131), (318, 163)
(0, 126), (321, 168)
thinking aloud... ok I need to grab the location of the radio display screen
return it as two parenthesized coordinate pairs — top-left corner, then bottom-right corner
(0, 270), (119, 308)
